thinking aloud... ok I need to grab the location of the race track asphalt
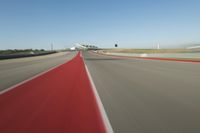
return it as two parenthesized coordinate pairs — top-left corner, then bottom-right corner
(0, 52), (106, 133)
(0, 52), (76, 91)
(83, 51), (200, 133)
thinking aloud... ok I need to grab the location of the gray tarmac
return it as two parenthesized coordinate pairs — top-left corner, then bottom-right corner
(83, 51), (200, 133)
(0, 52), (76, 91)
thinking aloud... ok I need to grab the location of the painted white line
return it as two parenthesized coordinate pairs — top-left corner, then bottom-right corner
(90, 51), (200, 63)
(81, 52), (114, 133)
(0, 52), (75, 95)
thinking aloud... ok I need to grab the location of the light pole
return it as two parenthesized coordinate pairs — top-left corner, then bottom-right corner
(51, 43), (53, 51)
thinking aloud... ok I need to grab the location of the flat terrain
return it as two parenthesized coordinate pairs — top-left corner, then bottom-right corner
(83, 51), (200, 133)
(0, 52), (76, 91)
(101, 48), (200, 53)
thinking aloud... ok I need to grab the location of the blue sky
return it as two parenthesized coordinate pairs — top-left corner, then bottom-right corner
(0, 0), (200, 49)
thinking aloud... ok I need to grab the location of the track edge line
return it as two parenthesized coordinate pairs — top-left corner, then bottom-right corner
(0, 52), (75, 95)
(90, 51), (200, 63)
(81, 52), (114, 133)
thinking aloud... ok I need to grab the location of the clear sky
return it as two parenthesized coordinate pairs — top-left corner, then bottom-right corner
(0, 0), (200, 49)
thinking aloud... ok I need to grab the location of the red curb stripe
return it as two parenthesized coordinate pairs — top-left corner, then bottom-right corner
(0, 52), (72, 95)
(91, 51), (200, 63)
(0, 52), (106, 133)
(137, 57), (200, 63)
(82, 52), (114, 133)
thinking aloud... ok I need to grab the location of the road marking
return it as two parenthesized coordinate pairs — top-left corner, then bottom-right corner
(0, 52), (73, 95)
(81, 52), (114, 133)
(0, 51), (108, 133)
(90, 51), (200, 63)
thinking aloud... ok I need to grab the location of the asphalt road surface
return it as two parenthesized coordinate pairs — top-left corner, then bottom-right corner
(0, 52), (76, 91)
(0, 52), (106, 133)
(83, 51), (200, 133)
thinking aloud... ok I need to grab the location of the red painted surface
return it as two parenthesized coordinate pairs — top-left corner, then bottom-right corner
(90, 51), (200, 63)
(135, 57), (200, 63)
(0, 52), (106, 133)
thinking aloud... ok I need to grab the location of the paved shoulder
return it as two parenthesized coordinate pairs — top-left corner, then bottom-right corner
(0, 52), (76, 91)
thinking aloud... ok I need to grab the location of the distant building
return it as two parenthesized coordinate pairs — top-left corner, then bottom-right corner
(70, 43), (99, 51)
(70, 47), (76, 51)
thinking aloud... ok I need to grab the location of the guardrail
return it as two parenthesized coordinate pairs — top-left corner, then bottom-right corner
(0, 51), (57, 60)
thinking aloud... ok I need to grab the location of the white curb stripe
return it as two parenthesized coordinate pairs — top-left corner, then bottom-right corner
(81, 52), (114, 133)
